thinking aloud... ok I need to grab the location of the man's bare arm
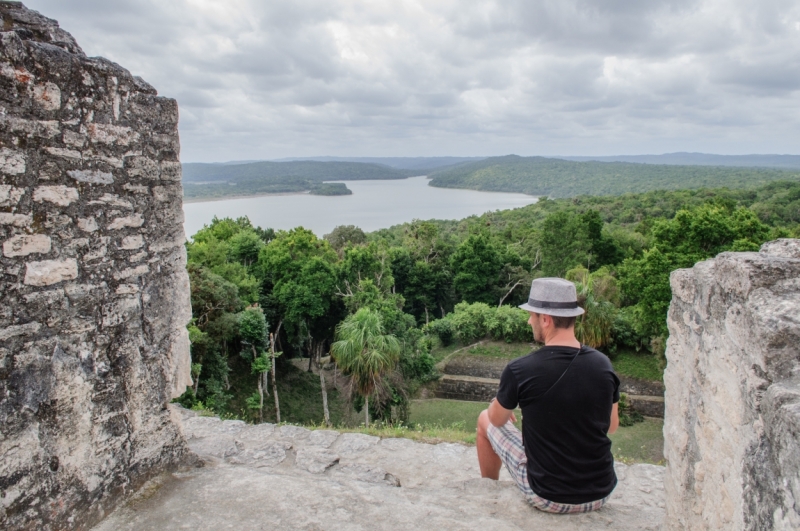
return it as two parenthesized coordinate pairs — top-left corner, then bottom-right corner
(487, 397), (516, 427)
(608, 403), (619, 434)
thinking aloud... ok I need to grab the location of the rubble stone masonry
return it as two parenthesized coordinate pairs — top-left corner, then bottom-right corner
(0, 3), (192, 529)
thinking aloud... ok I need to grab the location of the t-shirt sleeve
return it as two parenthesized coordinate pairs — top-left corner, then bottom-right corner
(612, 371), (621, 404)
(495, 365), (519, 410)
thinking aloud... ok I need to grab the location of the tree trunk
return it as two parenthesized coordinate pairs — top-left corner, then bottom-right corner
(252, 345), (264, 422)
(257, 373), (264, 422)
(270, 333), (281, 424)
(192, 355), (201, 394)
(498, 280), (523, 308)
(425, 306), (429, 325)
(317, 343), (331, 426)
(365, 395), (370, 427)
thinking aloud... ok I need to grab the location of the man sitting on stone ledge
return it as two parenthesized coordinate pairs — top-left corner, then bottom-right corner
(476, 277), (620, 513)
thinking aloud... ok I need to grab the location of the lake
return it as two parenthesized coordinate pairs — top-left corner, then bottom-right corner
(182, 176), (538, 238)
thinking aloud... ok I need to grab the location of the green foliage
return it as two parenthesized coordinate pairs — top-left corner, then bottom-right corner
(331, 308), (402, 399)
(325, 225), (367, 251)
(425, 318), (454, 346)
(487, 305), (531, 343)
(451, 234), (502, 304)
(619, 203), (773, 337)
(309, 182), (352, 195)
(618, 393), (645, 427)
(238, 306), (268, 358)
(427, 302), (529, 345)
(448, 302), (495, 344)
(540, 211), (591, 276)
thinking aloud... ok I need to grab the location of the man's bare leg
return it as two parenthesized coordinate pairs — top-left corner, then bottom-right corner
(476, 409), (502, 479)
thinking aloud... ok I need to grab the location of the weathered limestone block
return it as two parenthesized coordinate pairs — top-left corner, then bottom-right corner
(3, 233), (50, 256)
(664, 239), (800, 531)
(0, 3), (192, 531)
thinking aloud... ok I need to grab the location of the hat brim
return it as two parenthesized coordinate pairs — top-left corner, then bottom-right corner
(518, 302), (585, 317)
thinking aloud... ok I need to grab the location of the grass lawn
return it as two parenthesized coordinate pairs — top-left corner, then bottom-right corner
(464, 341), (535, 359)
(409, 398), (522, 434)
(407, 398), (664, 464)
(609, 417), (664, 464)
(610, 349), (663, 381)
(434, 340), (664, 382)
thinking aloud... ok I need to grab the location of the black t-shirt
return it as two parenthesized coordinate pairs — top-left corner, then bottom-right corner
(495, 344), (620, 504)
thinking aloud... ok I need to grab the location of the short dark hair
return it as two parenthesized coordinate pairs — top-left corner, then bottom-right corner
(551, 315), (576, 329)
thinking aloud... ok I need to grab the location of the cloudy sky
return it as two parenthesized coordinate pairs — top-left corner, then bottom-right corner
(25, 0), (800, 162)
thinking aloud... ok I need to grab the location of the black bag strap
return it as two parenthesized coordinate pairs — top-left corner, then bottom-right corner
(535, 345), (582, 401)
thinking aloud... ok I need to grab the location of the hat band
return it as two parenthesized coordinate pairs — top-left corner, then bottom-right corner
(528, 298), (578, 309)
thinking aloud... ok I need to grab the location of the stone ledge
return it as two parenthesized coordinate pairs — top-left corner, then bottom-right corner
(90, 406), (666, 531)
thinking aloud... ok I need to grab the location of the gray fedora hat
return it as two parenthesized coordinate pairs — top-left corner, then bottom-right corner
(518, 277), (585, 317)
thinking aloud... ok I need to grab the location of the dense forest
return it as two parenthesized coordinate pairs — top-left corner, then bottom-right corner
(178, 180), (800, 425)
(427, 155), (800, 197)
(183, 155), (800, 203)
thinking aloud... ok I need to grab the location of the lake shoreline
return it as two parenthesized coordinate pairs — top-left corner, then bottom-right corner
(183, 190), (311, 204)
(183, 176), (538, 237)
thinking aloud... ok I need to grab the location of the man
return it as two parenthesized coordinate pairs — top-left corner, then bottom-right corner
(476, 277), (620, 513)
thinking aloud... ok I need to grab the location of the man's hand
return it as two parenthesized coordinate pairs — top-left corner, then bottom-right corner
(488, 397), (516, 427)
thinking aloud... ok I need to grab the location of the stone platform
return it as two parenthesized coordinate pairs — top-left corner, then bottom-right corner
(92, 406), (666, 531)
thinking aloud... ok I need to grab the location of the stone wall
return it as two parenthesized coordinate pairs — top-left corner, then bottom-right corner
(664, 239), (800, 530)
(0, 3), (192, 530)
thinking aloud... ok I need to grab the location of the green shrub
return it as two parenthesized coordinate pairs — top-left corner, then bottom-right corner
(608, 308), (647, 355)
(449, 302), (494, 343)
(618, 393), (644, 427)
(488, 305), (530, 343)
(425, 318), (455, 346)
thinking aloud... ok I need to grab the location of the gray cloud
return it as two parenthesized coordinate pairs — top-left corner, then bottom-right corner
(23, 0), (800, 160)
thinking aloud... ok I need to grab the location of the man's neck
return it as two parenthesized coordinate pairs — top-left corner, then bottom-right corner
(543, 328), (580, 348)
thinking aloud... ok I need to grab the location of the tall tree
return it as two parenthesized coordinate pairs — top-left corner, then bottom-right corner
(239, 306), (270, 422)
(331, 308), (401, 427)
(539, 211), (591, 276)
(451, 233), (502, 304)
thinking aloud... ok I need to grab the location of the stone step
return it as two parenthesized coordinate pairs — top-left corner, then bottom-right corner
(441, 356), (664, 399)
(627, 395), (665, 418)
(434, 374), (500, 402)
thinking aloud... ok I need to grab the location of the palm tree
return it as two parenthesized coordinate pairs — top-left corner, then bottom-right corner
(574, 281), (617, 349)
(331, 308), (401, 427)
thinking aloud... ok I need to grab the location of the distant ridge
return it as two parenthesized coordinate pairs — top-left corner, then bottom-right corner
(181, 160), (413, 183)
(271, 156), (485, 171)
(557, 153), (800, 169)
(427, 155), (800, 198)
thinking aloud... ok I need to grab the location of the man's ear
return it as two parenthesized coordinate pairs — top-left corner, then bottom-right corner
(539, 313), (552, 328)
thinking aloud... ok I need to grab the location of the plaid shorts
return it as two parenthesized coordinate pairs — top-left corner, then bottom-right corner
(486, 421), (610, 514)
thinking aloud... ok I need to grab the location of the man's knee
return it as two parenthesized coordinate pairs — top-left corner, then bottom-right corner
(477, 409), (490, 434)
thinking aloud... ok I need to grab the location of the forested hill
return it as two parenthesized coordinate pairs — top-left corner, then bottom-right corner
(182, 160), (415, 183)
(559, 153), (800, 169)
(427, 155), (800, 197)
